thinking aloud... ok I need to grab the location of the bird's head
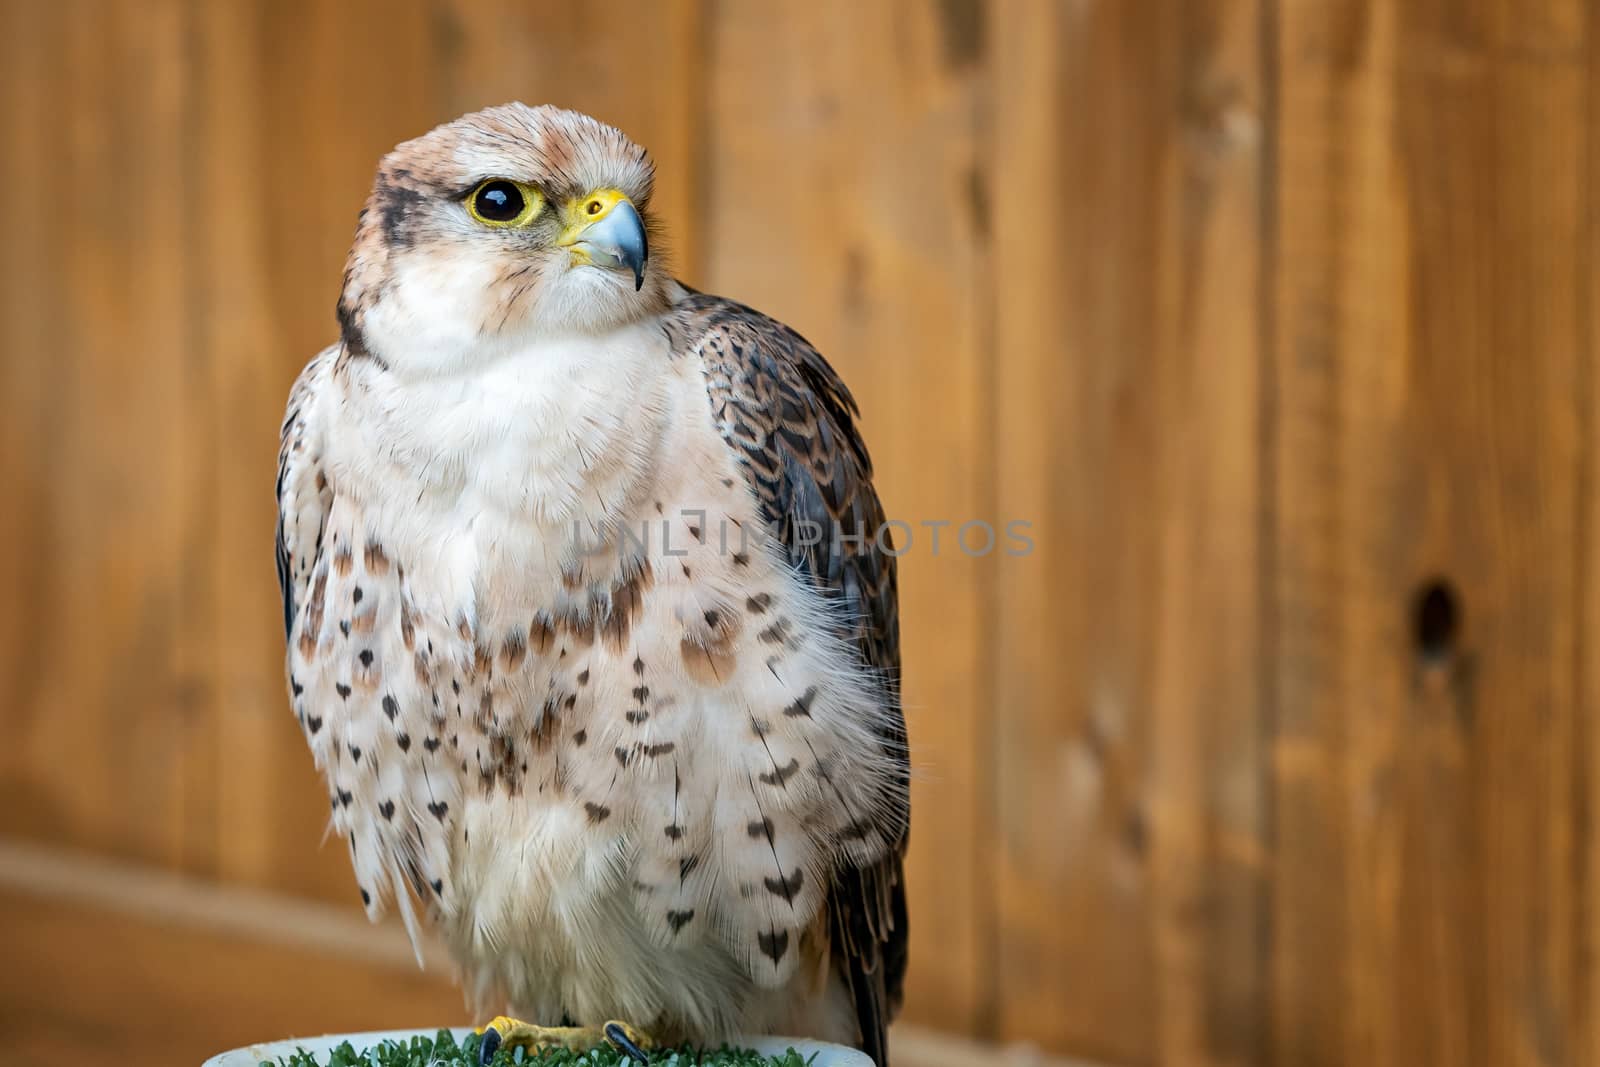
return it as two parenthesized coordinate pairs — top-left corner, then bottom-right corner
(337, 103), (667, 372)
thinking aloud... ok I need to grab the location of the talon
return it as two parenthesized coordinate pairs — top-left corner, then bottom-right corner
(473, 1015), (651, 1061)
(604, 1021), (653, 1064)
(478, 1023), (503, 1065)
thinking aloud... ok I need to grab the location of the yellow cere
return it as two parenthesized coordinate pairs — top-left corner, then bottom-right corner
(558, 188), (632, 246)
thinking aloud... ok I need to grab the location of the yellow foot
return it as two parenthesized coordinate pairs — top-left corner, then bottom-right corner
(477, 1016), (656, 1065)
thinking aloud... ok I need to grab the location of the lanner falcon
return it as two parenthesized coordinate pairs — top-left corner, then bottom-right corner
(275, 104), (909, 1065)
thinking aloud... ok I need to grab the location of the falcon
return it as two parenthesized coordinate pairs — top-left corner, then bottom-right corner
(275, 104), (909, 1065)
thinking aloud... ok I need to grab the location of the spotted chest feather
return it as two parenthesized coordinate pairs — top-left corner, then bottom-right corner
(277, 311), (903, 1035)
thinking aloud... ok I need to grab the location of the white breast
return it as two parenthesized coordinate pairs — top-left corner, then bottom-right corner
(321, 320), (674, 625)
(297, 319), (897, 1043)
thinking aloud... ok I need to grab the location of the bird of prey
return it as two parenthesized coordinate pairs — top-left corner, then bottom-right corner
(275, 104), (909, 1065)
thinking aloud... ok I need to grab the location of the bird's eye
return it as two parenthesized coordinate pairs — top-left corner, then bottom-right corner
(466, 179), (541, 228)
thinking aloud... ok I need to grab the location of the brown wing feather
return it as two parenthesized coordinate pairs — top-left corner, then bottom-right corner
(669, 292), (909, 1066)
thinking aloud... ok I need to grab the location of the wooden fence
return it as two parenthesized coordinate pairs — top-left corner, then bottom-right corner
(0, 2), (1594, 1066)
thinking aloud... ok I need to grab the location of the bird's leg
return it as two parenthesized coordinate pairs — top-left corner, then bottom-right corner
(477, 1017), (655, 1065)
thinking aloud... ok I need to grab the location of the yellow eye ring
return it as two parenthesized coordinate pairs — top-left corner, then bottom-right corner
(465, 179), (542, 228)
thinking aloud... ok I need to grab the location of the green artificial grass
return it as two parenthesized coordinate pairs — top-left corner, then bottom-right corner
(264, 1029), (817, 1067)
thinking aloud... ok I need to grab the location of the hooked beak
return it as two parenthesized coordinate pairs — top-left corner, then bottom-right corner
(558, 189), (648, 291)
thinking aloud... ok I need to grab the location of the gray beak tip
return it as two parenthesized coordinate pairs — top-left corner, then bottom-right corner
(600, 199), (647, 292)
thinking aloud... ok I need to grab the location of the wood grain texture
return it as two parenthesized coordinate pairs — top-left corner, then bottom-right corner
(1588, 12), (1600, 1067)
(1587, 10), (1600, 1067)
(699, 0), (991, 1034)
(987, 1), (1267, 1062)
(1271, 4), (1588, 1067)
(0, 841), (1094, 1067)
(0, 0), (205, 869)
(2, 2), (1598, 1064)
(0, 856), (463, 1067)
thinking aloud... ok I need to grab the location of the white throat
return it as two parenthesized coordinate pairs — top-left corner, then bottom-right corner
(323, 316), (674, 548)
(358, 248), (657, 375)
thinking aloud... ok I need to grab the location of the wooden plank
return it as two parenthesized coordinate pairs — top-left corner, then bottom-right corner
(1586, 9), (1600, 1066)
(0, 841), (1099, 1067)
(1490, 0), (1586, 57)
(0, 0), (60, 818)
(700, 0), (991, 1036)
(1141, 7), (1269, 1066)
(1268, 6), (1401, 1059)
(1470, 45), (1586, 1067)
(987, 1), (1267, 1062)
(0, 847), (463, 1067)
(1270, 3), (1588, 1066)
(0, 0), (209, 870)
(187, 0), (280, 889)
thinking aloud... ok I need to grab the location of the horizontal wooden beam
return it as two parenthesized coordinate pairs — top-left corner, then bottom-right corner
(0, 838), (463, 1067)
(0, 837), (1100, 1067)
(0, 835), (445, 970)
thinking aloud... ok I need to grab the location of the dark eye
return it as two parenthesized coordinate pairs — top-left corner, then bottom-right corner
(475, 180), (522, 219)
(466, 179), (540, 227)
